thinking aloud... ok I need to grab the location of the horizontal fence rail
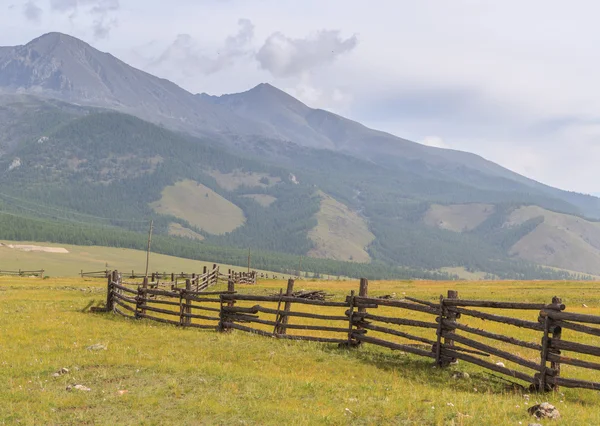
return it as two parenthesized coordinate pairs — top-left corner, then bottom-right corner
(0, 269), (44, 278)
(97, 271), (600, 393)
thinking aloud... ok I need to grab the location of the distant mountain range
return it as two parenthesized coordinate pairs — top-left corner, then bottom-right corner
(0, 32), (598, 279)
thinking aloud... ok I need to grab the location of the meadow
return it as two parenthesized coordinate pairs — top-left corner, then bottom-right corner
(1, 276), (600, 425)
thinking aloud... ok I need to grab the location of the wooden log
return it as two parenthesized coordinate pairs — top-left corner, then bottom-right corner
(551, 339), (600, 357)
(441, 319), (542, 351)
(225, 303), (339, 319)
(346, 290), (357, 346)
(227, 314), (350, 333)
(546, 375), (600, 390)
(540, 309), (600, 325)
(185, 280), (192, 326)
(450, 306), (544, 331)
(547, 353), (600, 372)
(112, 282), (138, 295)
(353, 334), (436, 359)
(442, 348), (535, 384)
(142, 304), (180, 317)
(443, 299), (565, 310)
(187, 323), (218, 330)
(105, 274), (114, 312)
(435, 295), (445, 366)
(223, 322), (347, 343)
(404, 297), (438, 308)
(227, 278), (235, 308)
(113, 297), (137, 313)
(552, 320), (600, 337)
(538, 316), (551, 391)
(112, 291), (137, 305)
(275, 279), (294, 334)
(222, 294), (348, 307)
(352, 296), (440, 315)
(181, 311), (221, 321)
(443, 290), (459, 366)
(355, 312), (438, 329)
(114, 306), (136, 319)
(360, 322), (436, 346)
(137, 312), (181, 326)
(549, 296), (563, 390)
(443, 332), (551, 374)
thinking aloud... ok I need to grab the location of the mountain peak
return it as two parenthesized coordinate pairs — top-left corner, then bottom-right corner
(25, 32), (91, 52)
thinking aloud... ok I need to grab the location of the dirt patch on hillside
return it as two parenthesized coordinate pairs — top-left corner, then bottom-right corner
(0, 243), (69, 254)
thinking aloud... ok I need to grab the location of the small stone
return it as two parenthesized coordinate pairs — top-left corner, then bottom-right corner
(67, 384), (91, 392)
(86, 343), (107, 351)
(452, 372), (470, 379)
(582, 304), (589, 308)
(52, 367), (69, 377)
(117, 390), (128, 395)
(446, 402), (454, 407)
(495, 361), (506, 367)
(527, 402), (560, 420)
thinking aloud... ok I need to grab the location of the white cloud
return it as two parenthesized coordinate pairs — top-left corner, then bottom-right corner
(49, 0), (120, 39)
(256, 29), (358, 78)
(23, 1), (43, 23)
(421, 136), (448, 149)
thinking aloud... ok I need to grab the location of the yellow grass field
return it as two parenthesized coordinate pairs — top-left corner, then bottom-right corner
(1, 276), (600, 425)
(0, 240), (288, 278)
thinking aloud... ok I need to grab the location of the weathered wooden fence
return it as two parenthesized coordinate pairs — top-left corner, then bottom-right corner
(0, 269), (44, 278)
(99, 272), (600, 392)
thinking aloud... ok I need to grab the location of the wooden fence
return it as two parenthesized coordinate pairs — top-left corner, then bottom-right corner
(0, 269), (44, 278)
(99, 273), (600, 392)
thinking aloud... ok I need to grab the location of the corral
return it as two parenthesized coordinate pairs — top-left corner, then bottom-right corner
(2, 275), (600, 425)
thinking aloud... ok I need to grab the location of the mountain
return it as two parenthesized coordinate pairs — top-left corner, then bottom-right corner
(0, 32), (599, 279)
(0, 32), (270, 140)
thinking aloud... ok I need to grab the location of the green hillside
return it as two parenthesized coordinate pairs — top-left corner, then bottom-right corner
(0, 106), (594, 280)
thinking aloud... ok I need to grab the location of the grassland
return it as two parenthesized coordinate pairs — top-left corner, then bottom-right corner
(150, 179), (245, 235)
(423, 204), (495, 233)
(308, 192), (375, 263)
(0, 239), (284, 278)
(2, 276), (600, 425)
(167, 223), (205, 241)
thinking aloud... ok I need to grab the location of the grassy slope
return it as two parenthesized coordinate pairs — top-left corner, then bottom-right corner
(150, 179), (245, 235)
(308, 192), (375, 263)
(208, 170), (281, 191)
(1, 277), (600, 425)
(167, 223), (204, 241)
(0, 240), (285, 278)
(508, 206), (600, 275)
(423, 204), (495, 232)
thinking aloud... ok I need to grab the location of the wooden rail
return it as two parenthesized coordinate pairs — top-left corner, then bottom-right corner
(97, 271), (600, 392)
(0, 269), (44, 278)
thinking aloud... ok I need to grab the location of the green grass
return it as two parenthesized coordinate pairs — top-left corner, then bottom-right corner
(150, 179), (245, 235)
(2, 277), (600, 425)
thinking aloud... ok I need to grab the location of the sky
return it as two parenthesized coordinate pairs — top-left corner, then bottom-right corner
(2, 0), (600, 194)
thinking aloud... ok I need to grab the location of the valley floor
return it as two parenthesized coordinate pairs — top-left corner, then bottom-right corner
(1, 277), (599, 425)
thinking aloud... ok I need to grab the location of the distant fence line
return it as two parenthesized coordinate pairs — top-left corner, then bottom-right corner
(96, 272), (600, 392)
(0, 269), (44, 278)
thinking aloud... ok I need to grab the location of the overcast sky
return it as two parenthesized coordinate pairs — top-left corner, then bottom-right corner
(2, 0), (600, 194)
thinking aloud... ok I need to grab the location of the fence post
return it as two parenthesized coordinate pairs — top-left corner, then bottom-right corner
(40, 269), (44, 279)
(537, 296), (563, 392)
(345, 290), (358, 347)
(549, 296), (563, 391)
(434, 290), (458, 367)
(105, 272), (114, 312)
(184, 279), (192, 326)
(276, 279), (295, 335)
(227, 277), (235, 307)
(444, 290), (459, 365)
